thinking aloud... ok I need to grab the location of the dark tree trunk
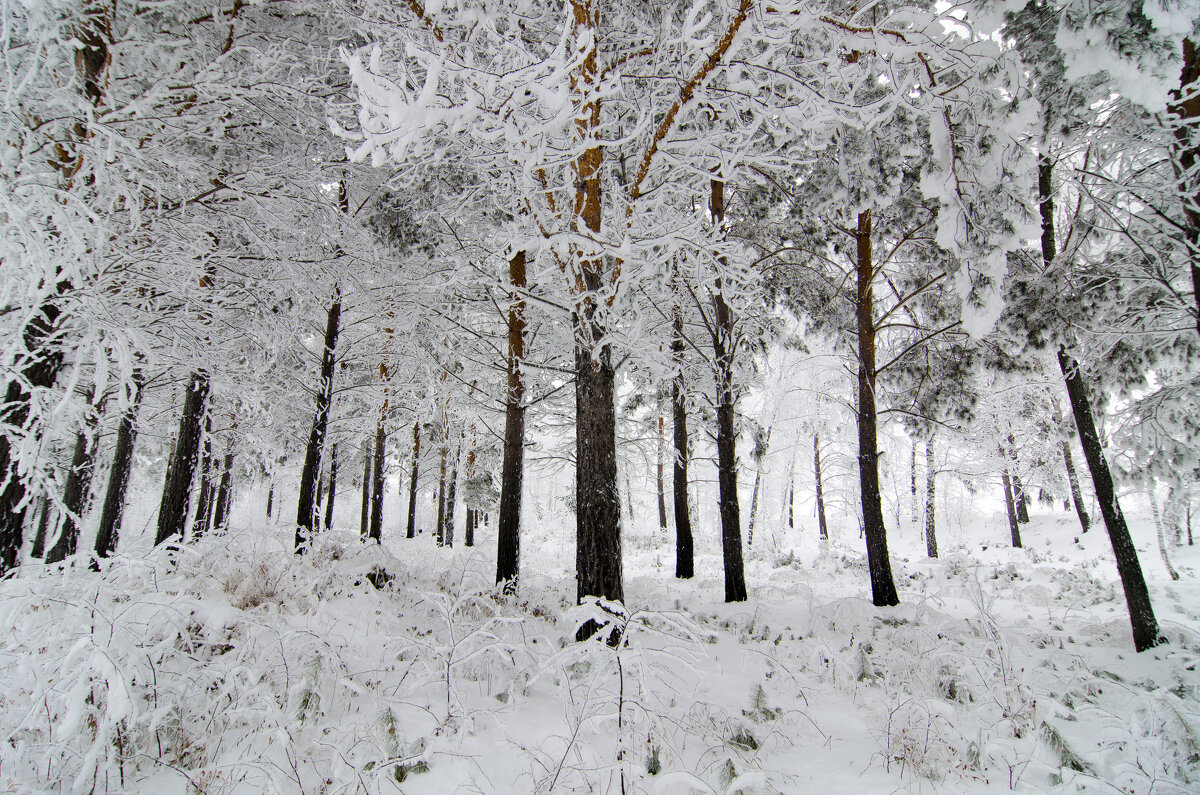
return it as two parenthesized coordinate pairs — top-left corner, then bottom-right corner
(213, 450), (235, 533)
(94, 381), (142, 559)
(925, 435), (937, 558)
(1063, 437), (1090, 533)
(1002, 469), (1022, 548)
(671, 284), (694, 580)
(709, 178), (747, 603)
(31, 498), (52, 560)
(323, 443), (338, 532)
(360, 437), (372, 541)
(1169, 38), (1200, 337)
(435, 430), (448, 547)
(1041, 152), (1161, 652)
(747, 468), (762, 549)
(854, 210), (900, 607)
(295, 290), (341, 553)
(314, 468), (325, 525)
(1006, 436), (1030, 524)
(369, 413), (385, 543)
(1060, 349), (1163, 651)
(266, 482), (274, 519)
(465, 508), (476, 547)
(0, 300), (66, 574)
(407, 422), (420, 539)
(814, 434), (829, 541)
(657, 415), (667, 532)
(45, 423), (100, 564)
(192, 417), (215, 540)
(497, 248), (528, 589)
(443, 442), (459, 547)
(155, 372), (210, 547)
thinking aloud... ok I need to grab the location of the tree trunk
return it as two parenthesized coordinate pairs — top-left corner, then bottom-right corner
(213, 449), (235, 533)
(266, 482), (274, 519)
(155, 372), (210, 547)
(814, 434), (828, 541)
(1006, 435), (1030, 524)
(925, 434), (937, 558)
(671, 273), (694, 580)
(314, 467), (325, 525)
(192, 417), (216, 540)
(360, 437), (372, 541)
(295, 290), (341, 553)
(911, 441), (920, 527)
(369, 412), (386, 543)
(407, 421), (420, 539)
(45, 423), (100, 564)
(94, 381), (142, 559)
(1169, 38), (1200, 337)
(436, 427), (448, 547)
(657, 415), (667, 532)
(709, 177), (747, 603)
(854, 209), (900, 607)
(1041, 152), (1162, 652)
(1002, 469), (1022, 548)
(1063, 437), (1090, 533)
(0, 300), (67, 574)
(444, 442), (459, 547)
(323, 443), (338, 532)
(1147, 478), (1181, 581)
(30, 498), (52, 560)
(496, 249), (527, 591)
(465, 508), (476, 547)
(747, 468), (762, 549)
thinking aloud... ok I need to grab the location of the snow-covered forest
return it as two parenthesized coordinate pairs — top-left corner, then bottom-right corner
(2, 0), (1200, 792)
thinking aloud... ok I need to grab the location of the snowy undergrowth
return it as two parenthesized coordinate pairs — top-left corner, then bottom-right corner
(1, 522), (1198, 794)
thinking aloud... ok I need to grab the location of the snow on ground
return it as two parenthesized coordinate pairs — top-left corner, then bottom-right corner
(2, 484), (1199, 794)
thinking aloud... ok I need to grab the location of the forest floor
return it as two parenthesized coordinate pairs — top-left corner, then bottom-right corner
(2, 492), (1199, 794)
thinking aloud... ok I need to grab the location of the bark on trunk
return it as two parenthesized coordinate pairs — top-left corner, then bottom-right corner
(369, 413), (386, 543)
(1063, 437), (1090, 533)
(1169, 38), (1200, 337)
(925, 435), (937, 558)
(710, 177), (747, 603)
(407, 422), (420, 539)
(814, 435), (829, 541)
(94, 379), (142, 559)
(1006, 435), (1030, 524)
(31, 499), (52, 560)
(747, 468), (762, 549)
(855, 210), (900, 607)
(192, 418), (215, 540)
(266, 482), (274, 519)
(436, 429), (448, 547)
(45, 424), (100, 564)
(360, 437), (372, 541)
(671, 276), (694, 580)
(323, 443), (338, 532)
(1041, 152), (1162, 651)
(295, 291), (341, 553)
(213, 450), (234, 533)
(443, 442), (459, 547)
(155, 372), (210, 547)
(465, 508), (476, 547)
(657, 415), (667, 532)
(910, 441), (919, 526)
(1002, 469), (1022, 548)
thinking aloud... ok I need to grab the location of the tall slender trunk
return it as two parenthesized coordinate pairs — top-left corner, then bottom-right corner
(1147, 478), (1181, 581)
(814, 434), (828, 541)
(1041, 151), (1161, 652)
(925, 435), (937, 558)
(1002, 469), (1021, 548)
(31, 499), (52, 560)
(657, 415), (667, 532)
(1006, 435), (1029, 524)
(155, 372), (210, 546)
(443, 441), (459, 547)
(94, 378), (142, 559)
(45, 422), (100, 564)
(747, 468), (762, 549)
(436, 424), (449, 547)
(855, 209), (899, 607)
(266, 482), (274, 519)
(497, 249), (527, 588)
(1169, 38), (1200, 337)
(671, 268), (694, 580)
(315, 466), (325, 525)
(192, 417), (216, 540)
(369, 409), (386, 543)
(1062, 436), (1090, 533)
(407, 422), (421, 539)
(709, 177), (746, 603)
(213, 450), (234, 533)
(465, 508), (476, 547)
(323, 443), (338, 531)
(295, 289), (341, 553)
(360, 437), (372, 541)
(910, 441), (919, 526)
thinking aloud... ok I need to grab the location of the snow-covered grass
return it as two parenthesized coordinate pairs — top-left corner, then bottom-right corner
(2, 500), (1199, 794)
